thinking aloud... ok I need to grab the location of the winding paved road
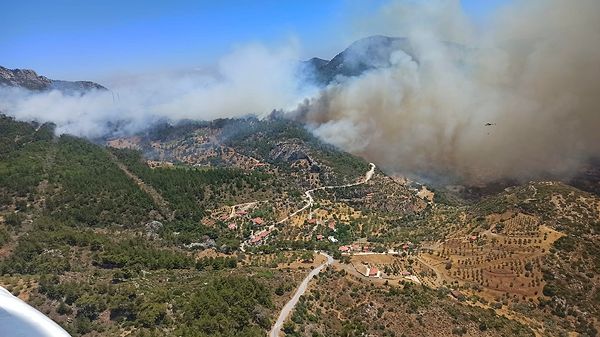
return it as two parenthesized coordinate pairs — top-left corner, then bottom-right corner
(269, 252), (334, 337)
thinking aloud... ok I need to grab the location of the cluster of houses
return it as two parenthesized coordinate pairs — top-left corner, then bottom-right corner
(219, 212), (267, 232)
(239, 215), (271, 245)
(338, 244), (372, 254)
(206, 206), (275, 246)
(218, 209), (249, 221)
(311, 218), (340, 243)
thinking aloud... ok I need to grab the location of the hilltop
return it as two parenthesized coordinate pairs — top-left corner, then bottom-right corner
(0, 65), (106, 93)
(302, 35), (464, 85)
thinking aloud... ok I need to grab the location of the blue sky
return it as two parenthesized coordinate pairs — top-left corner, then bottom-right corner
(2, 0), (508, 82)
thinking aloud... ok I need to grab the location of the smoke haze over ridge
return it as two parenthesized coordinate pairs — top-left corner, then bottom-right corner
(1, 0), (599, 184)
(300, 0), (600, 183)
(0, 42), (310, 138)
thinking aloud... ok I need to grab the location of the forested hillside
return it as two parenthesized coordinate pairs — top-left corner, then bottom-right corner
(1, 115), (598, 336)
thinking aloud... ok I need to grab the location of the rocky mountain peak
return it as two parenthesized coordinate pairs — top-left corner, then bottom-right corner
(0, 65), (107, 93)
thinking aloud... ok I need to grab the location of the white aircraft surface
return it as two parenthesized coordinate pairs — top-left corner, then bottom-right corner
(0, 286), (71, 337)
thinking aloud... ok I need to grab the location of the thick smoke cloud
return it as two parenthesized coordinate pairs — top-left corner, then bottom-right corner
(2, 0), (599, 184)
(0, 43), (310, 138)
(300, 0), (600, 184)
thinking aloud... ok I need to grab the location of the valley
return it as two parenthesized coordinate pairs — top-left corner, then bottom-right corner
(0, 115), (598, 337)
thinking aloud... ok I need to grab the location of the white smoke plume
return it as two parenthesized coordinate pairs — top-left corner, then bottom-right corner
(0, 42), (310, 138)
(2, 0), (599, 184)
(299, 0), (600, 184)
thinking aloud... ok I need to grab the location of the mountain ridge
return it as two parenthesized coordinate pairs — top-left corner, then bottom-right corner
(303, 35), (465, 85)
(0, 65), (107, 93)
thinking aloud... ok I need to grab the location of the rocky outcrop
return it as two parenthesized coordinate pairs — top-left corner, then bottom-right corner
(0, 65), (107, 93)
(0, 66), (52, 91)
(50, 80), (107, 93)
(270, 140), (315, 165)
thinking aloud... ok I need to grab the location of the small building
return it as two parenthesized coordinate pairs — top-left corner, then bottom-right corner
(252, 217), (264, 225)
(364, 266), (381, 278)
(307, 218), (317, 225)
(316, 234), (324, 241)
(338, 245), (350, 252)
(249, 230), (270, 245)
(328, 236), (339, 243)
(328, 220), (336, 230)
(451, 290), (465, 300)
(469, 235), (478, 241)
(227, 223), (237, 230)
(236, 210), (248, 216)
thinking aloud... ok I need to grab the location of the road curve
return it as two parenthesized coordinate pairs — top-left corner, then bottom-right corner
(269, 252), (334, 337)
(277, 163), (376, 224)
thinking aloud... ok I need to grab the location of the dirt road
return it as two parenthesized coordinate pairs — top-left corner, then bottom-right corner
(108, 151), (174, 221)
(277, 163), (376, 224)
(269, 252), (334, 337)
(241, 163), (376, 251)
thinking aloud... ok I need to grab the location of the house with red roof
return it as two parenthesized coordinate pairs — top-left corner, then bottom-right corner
(249, 230), (270, 245)
(227, 223), (237, 230)
(338, 245), (350, 252)
(252, 217), (264, 225)
(364, 265), (381, 278)
(328, 220), (336, 230)
(316, 234), (324, 241)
